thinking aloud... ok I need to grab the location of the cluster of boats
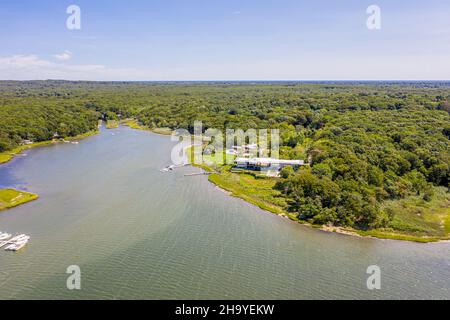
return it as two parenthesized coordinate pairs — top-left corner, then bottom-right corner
(0, 232), (30, 252)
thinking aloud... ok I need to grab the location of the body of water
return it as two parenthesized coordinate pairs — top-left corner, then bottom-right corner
(0, 126), (449, 299)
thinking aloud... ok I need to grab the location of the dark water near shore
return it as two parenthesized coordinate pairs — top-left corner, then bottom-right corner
(0, 126), (449, 299)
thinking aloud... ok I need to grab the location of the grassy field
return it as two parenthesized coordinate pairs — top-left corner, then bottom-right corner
(121, 119), (172, 135)
(203, 153), (236, 167)
(151, 127), (173, 135)
(121, 119), (145, 130)
(360, 187), (450, 242)
(0, 189), (38, 211)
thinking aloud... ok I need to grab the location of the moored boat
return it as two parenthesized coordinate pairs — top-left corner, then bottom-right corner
(0, 233), (12, 240)
(5, 239), (29, 251)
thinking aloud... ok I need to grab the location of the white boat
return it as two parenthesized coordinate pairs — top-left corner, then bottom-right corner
(1, 233), (31, 251)
(8, 234), (27, 242)
(15, 235), (30, 243)
(0, 233), (12, 240)
(4, 243), (16, 251)
(5, 241), (23, 251)
(5, 238), (29, 251)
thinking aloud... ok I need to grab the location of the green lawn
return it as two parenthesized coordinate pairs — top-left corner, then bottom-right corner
(203, 152), (236, 167)
(121, 119), (144, 130)
(151, 127), (173, 135)
(0, 153), (12, 164)
(387, 187), (450, 235)
(0, 189), (39, 211)
(360, 187), (450, 242)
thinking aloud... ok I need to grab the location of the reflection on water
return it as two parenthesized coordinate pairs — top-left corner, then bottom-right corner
(0, 126), (449, 299)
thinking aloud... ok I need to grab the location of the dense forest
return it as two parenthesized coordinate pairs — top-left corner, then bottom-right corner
(0, 80), (449, 237)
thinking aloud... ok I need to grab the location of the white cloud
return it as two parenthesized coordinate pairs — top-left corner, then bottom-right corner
(0, 55), (51, 68)
(53, 50), (73, 61)
(0, 54), (153, 81)
(1, 53), (449, 81)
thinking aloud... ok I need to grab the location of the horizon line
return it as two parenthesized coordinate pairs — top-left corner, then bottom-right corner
(1, 79), (450, 83)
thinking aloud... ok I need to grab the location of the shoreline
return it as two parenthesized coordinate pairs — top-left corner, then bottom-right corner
(120, 119), (173, 136)
(186, 149), (450, 244)
(208, 170), (450, 243)
(0, 129), (98, 211)
(1, 123), (448, 243)
(0, 129), (99, 166)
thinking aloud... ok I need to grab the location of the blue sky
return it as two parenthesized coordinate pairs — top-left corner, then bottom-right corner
(1, 0), (449, 80)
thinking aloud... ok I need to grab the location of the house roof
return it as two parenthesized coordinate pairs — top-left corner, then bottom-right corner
(235, 157), (304, 165)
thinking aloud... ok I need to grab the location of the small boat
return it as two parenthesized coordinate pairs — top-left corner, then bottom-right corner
(1, 232), (30, 250)
(4, 243), (17, 251)
(9, 234), (27, 242)
(16, 236), (30, 243)
(14, 241), (29, 251)
(0, 233), (12, 240)
(5, 239), (28, 251)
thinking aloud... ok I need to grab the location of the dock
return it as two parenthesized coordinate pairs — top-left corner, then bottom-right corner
(184, 172), (212, 176)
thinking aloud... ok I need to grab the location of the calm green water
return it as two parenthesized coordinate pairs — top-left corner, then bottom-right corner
(0, 126), (449, 299)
